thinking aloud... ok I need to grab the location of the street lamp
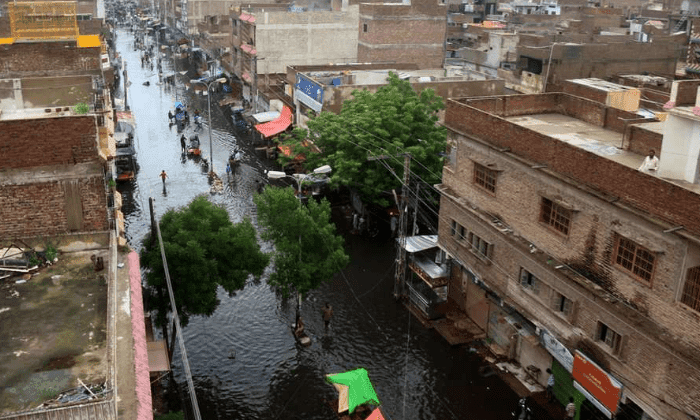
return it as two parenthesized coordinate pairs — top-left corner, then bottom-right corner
(266, 165), (332, 315)
(189, 77), (226, 174)
(266, 165), (332, 199)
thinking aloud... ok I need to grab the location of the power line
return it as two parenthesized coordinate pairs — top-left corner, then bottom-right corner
(302, 121), (699, 418)
(152, 197), (203, 420)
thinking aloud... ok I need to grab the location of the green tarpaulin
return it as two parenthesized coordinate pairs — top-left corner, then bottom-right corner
(326, 368), (380, 414)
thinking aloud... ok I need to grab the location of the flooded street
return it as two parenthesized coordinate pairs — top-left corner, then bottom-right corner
(114, 28), (526, 420)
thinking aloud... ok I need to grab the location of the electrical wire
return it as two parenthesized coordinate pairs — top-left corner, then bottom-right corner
(300, 113), (700, 418)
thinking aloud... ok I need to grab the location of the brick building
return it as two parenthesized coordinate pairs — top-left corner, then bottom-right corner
(358, 0), (447, 70)
(0, 37), (114, 240)
(436, 91), (700, 419)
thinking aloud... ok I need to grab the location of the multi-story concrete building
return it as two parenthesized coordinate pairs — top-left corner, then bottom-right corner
(231, 2), (359, 111)
(358, 0), (447, 69)
(436, 87), (700, 419)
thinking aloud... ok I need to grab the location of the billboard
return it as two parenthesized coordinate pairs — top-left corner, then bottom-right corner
(295, 74), (323, 113)
(572, 351), (623, 415)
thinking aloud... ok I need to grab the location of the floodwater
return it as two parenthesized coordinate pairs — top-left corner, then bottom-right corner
(114, 28), (527, 420)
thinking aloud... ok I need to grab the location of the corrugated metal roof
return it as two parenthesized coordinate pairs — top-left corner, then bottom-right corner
(401, 235), (438, 253)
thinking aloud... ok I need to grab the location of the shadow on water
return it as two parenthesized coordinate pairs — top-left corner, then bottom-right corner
(115, 28), (524, 420)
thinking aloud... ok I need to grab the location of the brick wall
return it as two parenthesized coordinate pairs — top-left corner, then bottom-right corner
(0, 42), (101, 77)
(0, 116), (98, 169)
(358, 0), (446, 70)
(445, 95), (700, 238)
(439, 135), (700, 419)
(562, 81), (609, 104)
(357, 45), (444, 70)
(671, 80), (700, 107)
(626, 125), (662, 155)
(0, 177), (109, 238)
(359, 18), (445, 45)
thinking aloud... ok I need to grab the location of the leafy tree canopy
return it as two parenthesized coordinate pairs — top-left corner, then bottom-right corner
(278, 72), (447, 207)
(253, 186), (349, 300)
(141, 196), (269, 327)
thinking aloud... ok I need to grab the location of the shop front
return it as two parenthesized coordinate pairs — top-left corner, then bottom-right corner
(403, 235), (449, 320)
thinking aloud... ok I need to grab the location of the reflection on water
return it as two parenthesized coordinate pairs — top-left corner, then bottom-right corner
(115, 29), (521, 420)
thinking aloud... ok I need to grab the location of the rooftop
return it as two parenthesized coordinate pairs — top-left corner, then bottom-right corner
(0, 246), (109, 414)
(0, 75), (99, 121)
(445, 93), (700, 238)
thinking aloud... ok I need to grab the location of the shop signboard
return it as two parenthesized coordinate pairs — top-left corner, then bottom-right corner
(572, 351), (623, 415)
(540, 330), (574, 372)
(294, 74), (323, 113)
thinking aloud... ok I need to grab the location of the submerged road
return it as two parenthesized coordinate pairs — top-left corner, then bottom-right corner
(114, 26), (533, 420)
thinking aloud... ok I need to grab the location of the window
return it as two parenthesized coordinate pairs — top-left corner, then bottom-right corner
(519, 268), (540, 294)
(468, 233), (491, 259)
(363, 23), (368, 32)
(551, 291), (573, 316)
(681, 266), (700, 312)
(596, 322), (622, 354)
(540, 198), (572, 235)
(614, 236), (655, 283)
(450, 220), (466, 241)
(473, 163), (497, 193)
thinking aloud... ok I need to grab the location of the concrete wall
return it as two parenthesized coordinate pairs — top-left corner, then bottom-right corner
(438, 120), (700, 418)
(0, 42), (101, 78)
(254, 6), (359, 74)
(187, 0), (244, 32)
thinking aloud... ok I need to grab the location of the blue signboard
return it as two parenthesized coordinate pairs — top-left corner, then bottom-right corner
(295, 74), (324, 103)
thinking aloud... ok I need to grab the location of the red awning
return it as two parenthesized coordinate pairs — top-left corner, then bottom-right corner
(255, 105), (292, 138)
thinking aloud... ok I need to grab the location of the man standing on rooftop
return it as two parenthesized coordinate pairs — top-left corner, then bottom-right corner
(638, 149), (659, 174)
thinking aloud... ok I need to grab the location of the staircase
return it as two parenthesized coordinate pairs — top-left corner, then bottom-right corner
(673, 10), (690, 33)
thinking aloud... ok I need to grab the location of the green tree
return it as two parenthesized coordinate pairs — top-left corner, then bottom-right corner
(253, 186), (349, 311)
(141, 196), (269, 327)
(280, 72), (447, 207)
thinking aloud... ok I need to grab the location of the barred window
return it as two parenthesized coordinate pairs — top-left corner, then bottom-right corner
(597, 322), (622, 354)
(473, 163), (497, 193)
(540, 197), (572, 235)
(450, 220), (466, 241)
(519, 268), (540, 295)
(551, 291), (573, 316)
(681, 266), (700, 312)
(614, 236), (655, 283)
(469, 232), (491, 259)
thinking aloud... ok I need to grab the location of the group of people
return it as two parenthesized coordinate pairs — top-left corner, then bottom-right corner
(293, 302), (334, 340)
(546, 368), (577, 419)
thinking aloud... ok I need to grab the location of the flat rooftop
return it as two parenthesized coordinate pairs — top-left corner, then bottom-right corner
(506, 113), (700, 194)
(0, 248), (109, 413)
(0, 76), (95, 121)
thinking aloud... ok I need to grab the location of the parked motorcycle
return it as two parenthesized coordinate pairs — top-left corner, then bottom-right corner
(512, 397), (533, 420)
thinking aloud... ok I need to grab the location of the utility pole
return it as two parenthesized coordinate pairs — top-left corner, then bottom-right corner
(368, 153), (411, 300)
(412, 181), (420, 236)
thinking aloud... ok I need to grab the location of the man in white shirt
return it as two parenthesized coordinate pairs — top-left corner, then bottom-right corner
(638, 149), (659, 174)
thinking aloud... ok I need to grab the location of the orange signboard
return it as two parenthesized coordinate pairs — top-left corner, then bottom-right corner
(572, 351), (622, 414)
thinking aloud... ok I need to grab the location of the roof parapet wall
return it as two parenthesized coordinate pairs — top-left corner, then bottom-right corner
(445, 93), (700, 238)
